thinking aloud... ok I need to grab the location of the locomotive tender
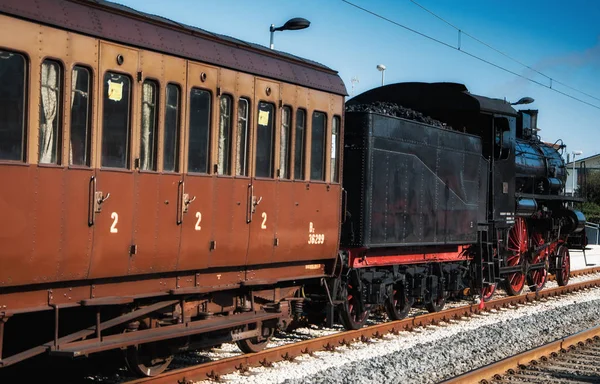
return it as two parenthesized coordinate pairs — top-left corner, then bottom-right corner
(0, 0), (584, 377)
(327, 83), (585, 329)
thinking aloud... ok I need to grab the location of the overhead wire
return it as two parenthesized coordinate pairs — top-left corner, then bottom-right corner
(408, 0), (600, 103)
(340, 0), (600, 110)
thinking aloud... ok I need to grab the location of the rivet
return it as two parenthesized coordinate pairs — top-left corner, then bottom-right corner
(200, 72), (207, 82)
(116, 54), (124, 65)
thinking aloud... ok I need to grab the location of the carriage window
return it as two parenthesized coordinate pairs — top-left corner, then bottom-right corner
(236, 98), (249, 176)
(39, 59), (63, 164)
(310, 111), (327, 181)
(294, 109), (306, 180)
(164, 83), (180, 172)
(188, 88), (211, 173)
(0, 50), (27, 161)
(217, 95), (232, 175)
(256, 102), (274, 178)
(280, 106), (292, 179)
(331, 116), (340, 183)
(69, 66), (92, 166)
(140, 80), (158, 171)
(101, 72), (131, 168)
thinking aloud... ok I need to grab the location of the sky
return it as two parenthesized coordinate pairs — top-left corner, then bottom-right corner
(115, 0), (600, 160)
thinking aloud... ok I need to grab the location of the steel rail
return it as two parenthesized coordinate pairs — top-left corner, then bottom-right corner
(125, 277), (600, 384)
(442, 325), (600, 383)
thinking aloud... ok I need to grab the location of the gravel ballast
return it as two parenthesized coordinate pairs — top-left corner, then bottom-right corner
(201, 287), (600, 384)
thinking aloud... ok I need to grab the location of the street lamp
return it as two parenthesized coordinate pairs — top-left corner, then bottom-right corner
(572, 150), (583, 196)
(376, 64), (386, 86)
(269, 17), (310, 50)
(510, 96), (535, 106)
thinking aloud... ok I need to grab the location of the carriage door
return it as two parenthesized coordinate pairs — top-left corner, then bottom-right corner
(176, 62), (218, 272)
(88, 43), (137, 279)
(245, 79), (280, 269)
(128, 52), (186, 275)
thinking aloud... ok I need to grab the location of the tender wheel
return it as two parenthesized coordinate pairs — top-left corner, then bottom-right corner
(385, 284), (413, 320)
(236, 322), (274, 353)
(505, 217), (527, 296)
(425, 291), (445, 313)
(527, 232), (548, 291)
(339, 284), (370, 330)
(556, 245), (570, 286)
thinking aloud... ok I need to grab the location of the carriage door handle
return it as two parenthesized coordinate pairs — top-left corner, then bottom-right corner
(252, 195), (262, 214)
(94, 191), (110, 213)
(182, 194), (196, 214)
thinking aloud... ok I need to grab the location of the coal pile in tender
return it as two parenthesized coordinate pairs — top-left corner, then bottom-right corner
(346, 101), (450, 129)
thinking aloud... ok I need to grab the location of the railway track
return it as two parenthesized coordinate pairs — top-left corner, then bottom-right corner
(125, 268), (600, 384)
(443, 325), (600, 383)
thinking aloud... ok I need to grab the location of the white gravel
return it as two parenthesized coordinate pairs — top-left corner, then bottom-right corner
(195, 283), (600, 384)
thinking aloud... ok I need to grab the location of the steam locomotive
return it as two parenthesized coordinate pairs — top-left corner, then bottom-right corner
(317, 82), (586, 330)
(0, 0), (584, 377)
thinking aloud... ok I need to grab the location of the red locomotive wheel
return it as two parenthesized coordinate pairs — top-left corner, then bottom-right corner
(385, 285), (413, 320)
(481, 283), (496, 302)
(527, 232), (548, 291)
(556, 245), (570, 286)
(339, 284), (370, 330)
(504, 217), (527, 296)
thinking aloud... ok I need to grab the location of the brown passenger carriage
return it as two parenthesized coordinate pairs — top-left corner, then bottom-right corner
(0, 0), (345, 375)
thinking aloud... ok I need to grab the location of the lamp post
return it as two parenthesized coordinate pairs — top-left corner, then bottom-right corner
(376, 64), (386, 86)
(572, 150), (583, 196)
(510, 96), (535, 106)
(269, 17), (310, 50)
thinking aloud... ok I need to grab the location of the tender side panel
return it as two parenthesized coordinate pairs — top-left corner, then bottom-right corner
(342, 112), (483, 248)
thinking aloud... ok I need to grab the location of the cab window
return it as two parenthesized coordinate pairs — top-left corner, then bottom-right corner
(188, 88), (211, 174)
(101, 72), (131, 168)
(39, 59), (63, 164)
(255, 102), (274, 178)
(494, 117), (511, 161)
(310, 111), (327, 181)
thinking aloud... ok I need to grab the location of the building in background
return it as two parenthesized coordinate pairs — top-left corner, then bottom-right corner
(566, 153), (600, 196)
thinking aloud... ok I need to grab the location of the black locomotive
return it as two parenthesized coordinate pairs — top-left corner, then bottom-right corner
(318, 82), (585, 329)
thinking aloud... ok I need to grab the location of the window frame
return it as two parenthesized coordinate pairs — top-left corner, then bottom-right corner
(279, 105), (293, 180)
(68, 64), (93, 168)
(235, 96), (251, 178)
(309, 110), (327, 182)
(217, 93), (233, 177)
(293, 108), (307, 180)
(0, 49), (29, 163)
(139, 78), (160, 172)
(100, 70), (133, 170)
(163, 82), (181, 174)
(331, 115), (341, 183)
(187, 86), (212, 175)
(38, 57), (65, 166)
(254, 101), (276, 179)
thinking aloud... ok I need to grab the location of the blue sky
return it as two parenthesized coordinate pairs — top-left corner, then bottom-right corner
(116, 0), (600, 159)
